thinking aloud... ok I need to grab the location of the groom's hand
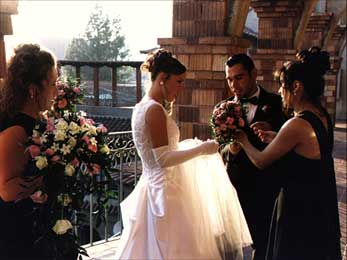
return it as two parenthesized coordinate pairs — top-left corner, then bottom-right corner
(250, 121), (272, 134)
(229, 142), (241, 155)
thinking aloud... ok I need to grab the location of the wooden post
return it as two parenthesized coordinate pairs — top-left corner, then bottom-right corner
(75, 66), (81, 84)
(111, 67), (117, 107)
(93, 67), (99, 106)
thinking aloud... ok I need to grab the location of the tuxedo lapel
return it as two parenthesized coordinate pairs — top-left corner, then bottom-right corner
(250, 87), (268, 124)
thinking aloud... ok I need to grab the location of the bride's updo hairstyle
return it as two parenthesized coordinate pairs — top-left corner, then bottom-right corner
(141, 49), (186, 81)
(0, 44), (56, 117)
(276, 46), (330, 105)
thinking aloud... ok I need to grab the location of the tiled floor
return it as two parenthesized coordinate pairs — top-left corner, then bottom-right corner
(85, 124), (347, 260)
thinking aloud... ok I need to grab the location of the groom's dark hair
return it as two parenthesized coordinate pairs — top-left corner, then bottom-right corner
(226, 53), (255, 75)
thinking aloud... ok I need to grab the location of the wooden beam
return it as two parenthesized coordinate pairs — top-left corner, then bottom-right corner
(226, 0), (251, 37)
(323, 7), (347, 50)
(294, 0), (319, 50)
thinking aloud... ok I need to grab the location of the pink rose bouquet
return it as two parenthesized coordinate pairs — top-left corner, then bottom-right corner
(210, 100), (245, 144)
(25, 77), (112, 259)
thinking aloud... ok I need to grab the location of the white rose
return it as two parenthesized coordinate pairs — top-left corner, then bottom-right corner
(79, 111), (87, 117)
(89, 137), (98, 146)
(65, 164), (75, 176)
(52, 219), (73, 235)
(100, 144), (110, 154)
(54, 130), (66, 141)
(35, 156), (48, 170)
(63, 111), (70, 119)
(32, 130), (40, 138)
(68, 122), (80, 135)
(56, 118), (68, 130)
(67, 137), (77, 147)
(88, 126), (97, 136)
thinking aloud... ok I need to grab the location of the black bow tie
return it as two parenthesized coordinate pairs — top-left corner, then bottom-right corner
(240, 96), (259, 105)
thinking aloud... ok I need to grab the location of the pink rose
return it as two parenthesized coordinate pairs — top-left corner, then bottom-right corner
(79, 117), (86, 126)
(88, 144), (97, 153)
(226, 117), (234, 125)
(86, 118), (95, 125)
(44, 148), (55, 156)
(97, 124), (107, 133)
(51, 155), (61, 163)
(29, 145), (41, 158)
(238, 118), (245, 127)
(71, 158), (80, 167)
(58, 98), (68, 109)
(30, 190), (48, 204)
(73, 87), (81, 94)
(82, 135), (90, 143)
(46, 119), (55, 132)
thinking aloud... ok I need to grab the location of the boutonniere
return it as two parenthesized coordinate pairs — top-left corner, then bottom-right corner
(261, 105), (271, 113)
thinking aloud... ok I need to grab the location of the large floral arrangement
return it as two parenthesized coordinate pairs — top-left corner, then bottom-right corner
(210, 100), (245, 144)
(26, 78), (112, 259)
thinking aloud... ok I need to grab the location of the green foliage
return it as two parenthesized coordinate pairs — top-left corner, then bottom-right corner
(64, 4), (131, 81)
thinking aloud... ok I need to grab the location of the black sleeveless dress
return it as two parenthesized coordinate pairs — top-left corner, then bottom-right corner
(0, 113), (42, 260)
(266, 111), (341, 260)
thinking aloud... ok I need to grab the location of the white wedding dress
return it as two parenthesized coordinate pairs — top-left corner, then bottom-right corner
(115, 98), (252, 260)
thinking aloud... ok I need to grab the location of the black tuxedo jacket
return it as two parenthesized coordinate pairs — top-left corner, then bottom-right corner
(216, 86), (286, 252)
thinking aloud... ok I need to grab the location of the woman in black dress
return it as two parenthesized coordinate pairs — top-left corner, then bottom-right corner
(0, 44), (58, 259)
(236, 47), (341, 260)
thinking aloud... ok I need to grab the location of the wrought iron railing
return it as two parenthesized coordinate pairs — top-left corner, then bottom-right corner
(57, 60), (143, 106)
(83, 131), (141, 247)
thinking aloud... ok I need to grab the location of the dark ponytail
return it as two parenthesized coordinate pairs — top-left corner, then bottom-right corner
(276, 47), (330, 110)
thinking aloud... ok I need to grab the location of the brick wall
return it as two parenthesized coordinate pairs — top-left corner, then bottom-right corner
(159, 37), (249, 140)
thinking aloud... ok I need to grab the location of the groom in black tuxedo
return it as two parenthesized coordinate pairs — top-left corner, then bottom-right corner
(216, 54), (286, 260)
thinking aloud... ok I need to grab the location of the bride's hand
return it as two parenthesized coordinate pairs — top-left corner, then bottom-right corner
(200, 140), (219, 155)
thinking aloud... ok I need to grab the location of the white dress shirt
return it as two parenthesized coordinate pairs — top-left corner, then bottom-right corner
(243, 86), (260, 124)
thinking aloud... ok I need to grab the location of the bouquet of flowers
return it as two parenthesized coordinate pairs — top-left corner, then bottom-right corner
(210, 100), (245, 144)
(26, 78), (112, 259)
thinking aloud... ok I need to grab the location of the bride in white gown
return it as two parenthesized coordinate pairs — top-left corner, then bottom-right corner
(115, 49), (252, 260)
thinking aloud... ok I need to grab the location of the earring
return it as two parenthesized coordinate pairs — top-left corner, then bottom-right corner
(30, 94), (34, 99)
(159, 81), (164, 86)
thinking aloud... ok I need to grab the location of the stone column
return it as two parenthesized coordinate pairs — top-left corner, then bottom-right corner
(302, 13), (346, 124)
(301, 13), (332, 50)
(324, 25), (346, 124)
(159, 0), (250, 140)
(250, 0), (306, 93)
